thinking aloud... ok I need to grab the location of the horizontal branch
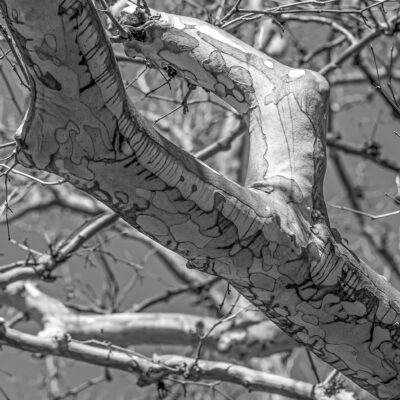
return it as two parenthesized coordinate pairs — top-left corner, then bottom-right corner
(0, 322), (331, 399)
(0, 282), (296, 358)
(1, 186), (105, 224)
(326, 134), (400, 172)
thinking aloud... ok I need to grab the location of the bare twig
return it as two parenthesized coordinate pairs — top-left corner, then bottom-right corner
(0, 164), (66, 186)
(131, 277), (220, 312)
(329, 204), (400, 220)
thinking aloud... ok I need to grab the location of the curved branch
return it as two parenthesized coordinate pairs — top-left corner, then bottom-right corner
(0, 186), (105, 224)
(1, 1), (400, 398)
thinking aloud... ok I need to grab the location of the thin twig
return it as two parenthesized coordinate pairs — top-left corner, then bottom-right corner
(131, 277), (220, 312)
(329, 204), (400, 220)
(320, 14), (400, 75)
(0, 141), (16, 150)
(0, 164), (66, 186)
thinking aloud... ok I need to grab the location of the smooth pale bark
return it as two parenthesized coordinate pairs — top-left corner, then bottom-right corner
(0, 325), (322, 399)
(1, 1), (400, 398)
(0, 282), (295, 357)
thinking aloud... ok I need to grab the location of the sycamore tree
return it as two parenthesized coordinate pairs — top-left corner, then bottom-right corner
(0, 0), (400, 399)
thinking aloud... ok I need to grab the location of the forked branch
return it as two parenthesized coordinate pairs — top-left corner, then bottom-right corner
(1, 1), (400, 398)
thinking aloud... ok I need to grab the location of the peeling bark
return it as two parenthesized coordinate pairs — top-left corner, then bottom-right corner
(1, 1), (400, 398)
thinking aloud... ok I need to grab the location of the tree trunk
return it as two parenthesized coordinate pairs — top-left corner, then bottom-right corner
(1, 1), (400, 398)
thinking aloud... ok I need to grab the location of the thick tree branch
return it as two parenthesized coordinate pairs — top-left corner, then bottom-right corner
(1, 1), (400, 398)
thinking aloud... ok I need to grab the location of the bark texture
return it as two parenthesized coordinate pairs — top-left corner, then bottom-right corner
(1, 1), (400, 398)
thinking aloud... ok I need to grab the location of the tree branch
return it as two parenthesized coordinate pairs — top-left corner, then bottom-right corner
(0, 321), (334, 399)
(1, 281), (296, 359)
(0, 213), (118, 287)
(1, 1), (400, 398)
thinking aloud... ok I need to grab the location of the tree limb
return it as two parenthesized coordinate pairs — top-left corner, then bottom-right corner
(1, 1), (400, 398)
(0, 321), (337, 400)
(0, 281), (296, 358)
